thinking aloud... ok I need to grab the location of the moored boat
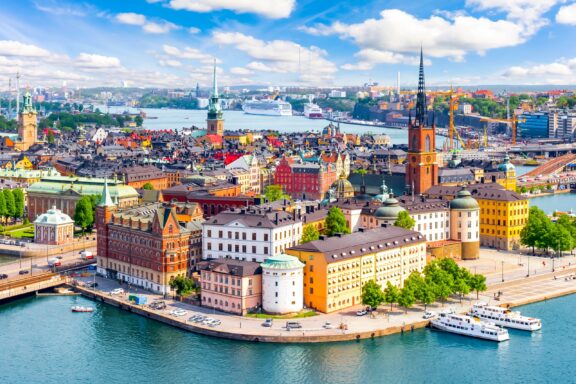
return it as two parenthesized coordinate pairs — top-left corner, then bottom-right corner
(71, 306), (94, 313)
(431, 311), (509, 342)
(468, 302), (542, 331)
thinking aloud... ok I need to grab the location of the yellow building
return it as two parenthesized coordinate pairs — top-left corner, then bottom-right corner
(286, 227), (426, 313)
(495, 154), (516, 192)
(3, 156), (33, 170)
(14, 92), (38, 152)
(475, 187), (529, 250)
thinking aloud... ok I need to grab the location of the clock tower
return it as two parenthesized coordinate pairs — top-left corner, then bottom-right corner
(15, 91), (38, 151)
(406, 49), (438, 195)
(206, 60), (224, 137)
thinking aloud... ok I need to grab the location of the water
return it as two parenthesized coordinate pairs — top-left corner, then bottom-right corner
(0, 294), (574, 384)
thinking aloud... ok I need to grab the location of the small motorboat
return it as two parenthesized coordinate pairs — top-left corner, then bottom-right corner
(71, 306), (94, 313)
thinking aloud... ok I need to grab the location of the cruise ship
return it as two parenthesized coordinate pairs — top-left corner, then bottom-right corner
(468, 302), (542, 331)
(431, 312), (510, 342)
(304, 103), (323, 119)
(242, 99), (292, 116)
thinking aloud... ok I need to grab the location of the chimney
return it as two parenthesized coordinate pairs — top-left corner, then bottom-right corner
(275, 212), (279, 224)
(381, 223), (388, 228)
(319, 235), (326, 241)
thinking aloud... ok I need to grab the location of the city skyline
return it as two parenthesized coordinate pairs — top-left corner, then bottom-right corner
(1, 0), (576, 88)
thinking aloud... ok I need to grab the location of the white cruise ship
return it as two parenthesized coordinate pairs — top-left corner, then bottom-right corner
(242, 99), (292, 116)
(468, 302), (542, 331)
(431, 312), (510, 342)
(304, 103), (323, 119)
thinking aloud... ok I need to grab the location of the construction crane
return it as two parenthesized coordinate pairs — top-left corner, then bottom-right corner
(479, 116), (525, 145)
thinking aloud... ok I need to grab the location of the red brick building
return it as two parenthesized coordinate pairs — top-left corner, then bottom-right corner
(274, 156), (337, 201)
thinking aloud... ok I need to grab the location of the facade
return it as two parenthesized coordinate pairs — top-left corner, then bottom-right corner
(202, 207), (303, 263)
(33, 206), (74, 245)
(274, 156), (338, 201)
(27, 176), (139, 221)
(206, 63), (224, 137)
(96, 183), (205, 294)
(117, 165), (169, 190)
(261, 254), (304, 315)
(15, 92), (38, 151)
(225, 155), (261, 194)
(518, 112), (549, 139)
(287, 227), (426, 313)
(548, 110), (576, 139)
(198, 259), (262, 315)
(449, 190), (480, 260)
(0, 167), (60, 184)
(495, 154), (517, 192)
(406, 50), (438, 195)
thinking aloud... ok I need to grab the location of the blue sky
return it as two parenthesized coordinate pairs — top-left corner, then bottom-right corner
(1, 0), (576, 88)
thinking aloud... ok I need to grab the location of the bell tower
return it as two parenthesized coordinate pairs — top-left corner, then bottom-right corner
(15, 91), (37, 151)
(206, 60), (224, 136)
(405, 48), (438, 195)
(96, 179), (117, 276)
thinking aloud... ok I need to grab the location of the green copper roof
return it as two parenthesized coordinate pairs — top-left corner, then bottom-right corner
(261, 254), (305, 270)
(0, 167), (60, 179)
(99, 179), (115, 207)
(450, 190), (480, 210)
(374, 198), (406, 219)
(498, 153), (515, 172)
(28, 176), (138, 201)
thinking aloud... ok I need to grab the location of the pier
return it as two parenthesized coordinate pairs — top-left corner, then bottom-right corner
(0, 273), (71, 301)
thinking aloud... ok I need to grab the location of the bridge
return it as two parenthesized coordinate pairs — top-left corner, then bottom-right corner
(0, 272), (71, 301)
(524, 153), (576, 177)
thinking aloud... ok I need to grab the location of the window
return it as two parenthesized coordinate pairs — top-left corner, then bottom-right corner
(264, 247), (269, 254)
(252, 246), (256, 253)
(207, 230), (212, 237)
(252, 233), (256, 241)
(207, 242), (212, 250)
(264, 234), (269, 241)
(425, 135), (431, 152)
(242, 232), (246, 240)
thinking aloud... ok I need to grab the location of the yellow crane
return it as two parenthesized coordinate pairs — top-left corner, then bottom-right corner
(479, 116), (525, 145)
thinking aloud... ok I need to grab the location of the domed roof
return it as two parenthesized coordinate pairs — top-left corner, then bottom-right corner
(497, 153), (515, 172)
(450, 190), (479, 210)
(331, 173), (355, 199)
(34, 206), (74, 225)
(261, 254), (304, 270)
(374, 197), (406, 219)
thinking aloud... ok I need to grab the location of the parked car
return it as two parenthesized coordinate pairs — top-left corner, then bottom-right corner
(85, 281), (98, 288)
(193, 316), (207, 323)
(0, 273), (8, 280)
(18, 270), (29, 275)
(262, 318), (273, 327)
(208, 319), (221, 327)
(423, 311), (437, 319)
(170, 309), (188, 317)
(323, 321), (333, 329)
(110, 288), (124, 295)
(150, 301), (167, 310)
(286, 321), (302, 329)
(356, 309), (368, 316)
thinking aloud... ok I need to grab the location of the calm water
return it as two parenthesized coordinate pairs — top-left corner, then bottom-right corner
(0, 294), (574, 384)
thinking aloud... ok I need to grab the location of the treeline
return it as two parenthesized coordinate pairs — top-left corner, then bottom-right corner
(0, 188), (25, 223)
(521, 206), (576, 255)
(139, 94), (199, 109)
(362, 258), (487, 311)
(39, 112), (141, 132)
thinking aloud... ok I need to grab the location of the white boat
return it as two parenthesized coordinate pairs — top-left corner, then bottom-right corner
(71, 306), (94, 313)
(242, 99), (292, 116)
(430, 312), (509, 342)
(468, 302), (542, 331)
(304, 103), (323, 119)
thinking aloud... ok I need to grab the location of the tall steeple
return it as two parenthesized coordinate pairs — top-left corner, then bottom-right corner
(206, 58), (224, 136)
(99, 178), (115, 207)
(415, 46), (427, 127)
(212, 58), (218, 99)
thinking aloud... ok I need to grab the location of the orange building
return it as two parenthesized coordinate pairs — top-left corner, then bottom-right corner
(118, 165), (169, 190)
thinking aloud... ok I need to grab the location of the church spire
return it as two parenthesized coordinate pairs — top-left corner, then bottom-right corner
(98, 178), (115, 207)
(415, 46), (427, 127)
(212, 58), (218, 99)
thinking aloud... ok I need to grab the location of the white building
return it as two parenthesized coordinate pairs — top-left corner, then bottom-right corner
(449, 190), (480, 259)
(34, 206), (74, 245)
(261, 254), (304, 314)
(330, 90), (347, 98)
(225, 154), (261, 194)
(202, 207), (303, 263)
(90, 127), (108, 143)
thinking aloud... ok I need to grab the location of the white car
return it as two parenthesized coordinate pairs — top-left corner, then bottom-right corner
(170, 309), (188, 317)
(323, 321), (333, 329)
(110, 288), (124, 295)
(356, 309), (368, 317)
(423, 311), (437, 319)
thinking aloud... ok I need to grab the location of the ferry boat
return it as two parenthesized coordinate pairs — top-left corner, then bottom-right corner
(468, 302), (542, 331)
(430, 312), (510, 342)
(71, 306), (94, 313)
(242, 100), (292, 116)
(304, 103), (323, 119)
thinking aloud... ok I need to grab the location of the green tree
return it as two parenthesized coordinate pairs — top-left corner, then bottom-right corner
(453, 276), (471, 303)
(549, 224), (573, 257)
(397, 286), (416, 313)
(264, 185), (288, 202)
(557, 215), (576, 253)
(74, 196), (94, 233)
(383, 281), (401, 311)
(361, 280), (385, 309)
(325, 207), (350, 236)
(134, 115), (144, 127)
(169, 276), (198, 296)
(46, 130), (55, 144)
(12, 188), (24, 219)
(0, 192), (6, 219)
(142, 182), (155, 190)
(3, 189), (15, 219)
(406, 272), (437, 310)
(300, 224), (320, 244)
(469, 274), (487, 299)
(394, 211), (416, 230)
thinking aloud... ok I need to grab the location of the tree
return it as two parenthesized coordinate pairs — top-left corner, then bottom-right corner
(301, 224), (320, 244)
(46, 130), (55, 144)
(453, 276), (471, 303)
(264, 185), (288, 202)
(383, 281), (401, 311)
(394, 211), (416, 230)
(134, 115), (144, 127)
(12, 188), (24, 219)
(169, 276), (198, 297)
(74, 196), (94, 233)
(549, 224), (573, 257)
(469, 274), (487, 299)
(3, 189), (15, 220)
(397, 286), (416, 313)
(142, 182), (155, 190)
(361, 280), (385, 309)
(0, 192), (6, 220)
(325, 207), (350, 236)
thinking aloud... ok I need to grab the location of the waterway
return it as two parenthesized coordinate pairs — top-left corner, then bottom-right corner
(1, 294), (574, 384)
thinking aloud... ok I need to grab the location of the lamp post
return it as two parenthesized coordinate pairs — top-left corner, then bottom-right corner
(501, 260), (504, 282)
(527, 255), (530, 278)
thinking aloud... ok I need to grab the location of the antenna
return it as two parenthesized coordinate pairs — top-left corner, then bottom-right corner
(397, 71), (400, 100)
(7, 78), (11, 119)
(15, 72), (20, 115)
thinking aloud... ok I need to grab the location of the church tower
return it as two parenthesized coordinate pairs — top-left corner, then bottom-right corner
(15, 91), (37, 151)
(206, 60), (224, 136)
(406, 49), (438, 195)
(96, 179), (117, 277)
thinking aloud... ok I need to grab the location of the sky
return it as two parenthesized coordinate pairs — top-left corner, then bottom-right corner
(1, 0), (576, 89)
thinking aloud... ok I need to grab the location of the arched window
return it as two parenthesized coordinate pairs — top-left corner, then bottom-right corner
(411, 135), (417, 151)
(425, 135), (431, 152)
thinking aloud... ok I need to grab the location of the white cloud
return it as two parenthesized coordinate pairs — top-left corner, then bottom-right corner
(115, 13), (180, 34)
(212, 32), (337, 84)
(556, 3), (576, 24)
(167, 0), (295, 19)
(162, 44), (218, 64)
(188, 27), (201, 34)
(75, 53), (122, 69)
(501, 57), (576, 84)
(0, 40), (51, 57)
(230, 67), (253, 75)
(159, 59), (183, 67)
(341, 49), (428, 70)
(33, 1), (90, 17)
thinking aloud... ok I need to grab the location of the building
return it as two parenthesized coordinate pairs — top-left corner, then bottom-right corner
(495, 154), (517, 192)
(261, 254), (304, 315)
(117, 165), (169, 190)
(202, 207), (303, 263)
(225, 155), (261, 194)
(287, 226), (426, 313)
(548, 110), (576, 139)
(14, 92), (38, 151)
(33, 206), (74, 245)
(206, 63), (224, 137)
(449, 190), (480, 259)
(0, 167), (60, 184)
(406, 50), (438, 195)
(274, 156), (338, 201)
(330, 173), (355, 200)
(27, 176), (139, 221)
(198, 259), (262, 315)
(329, 90), (347, 98)
(96, 183), (205, 294)
(518, 112), (549, 139)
